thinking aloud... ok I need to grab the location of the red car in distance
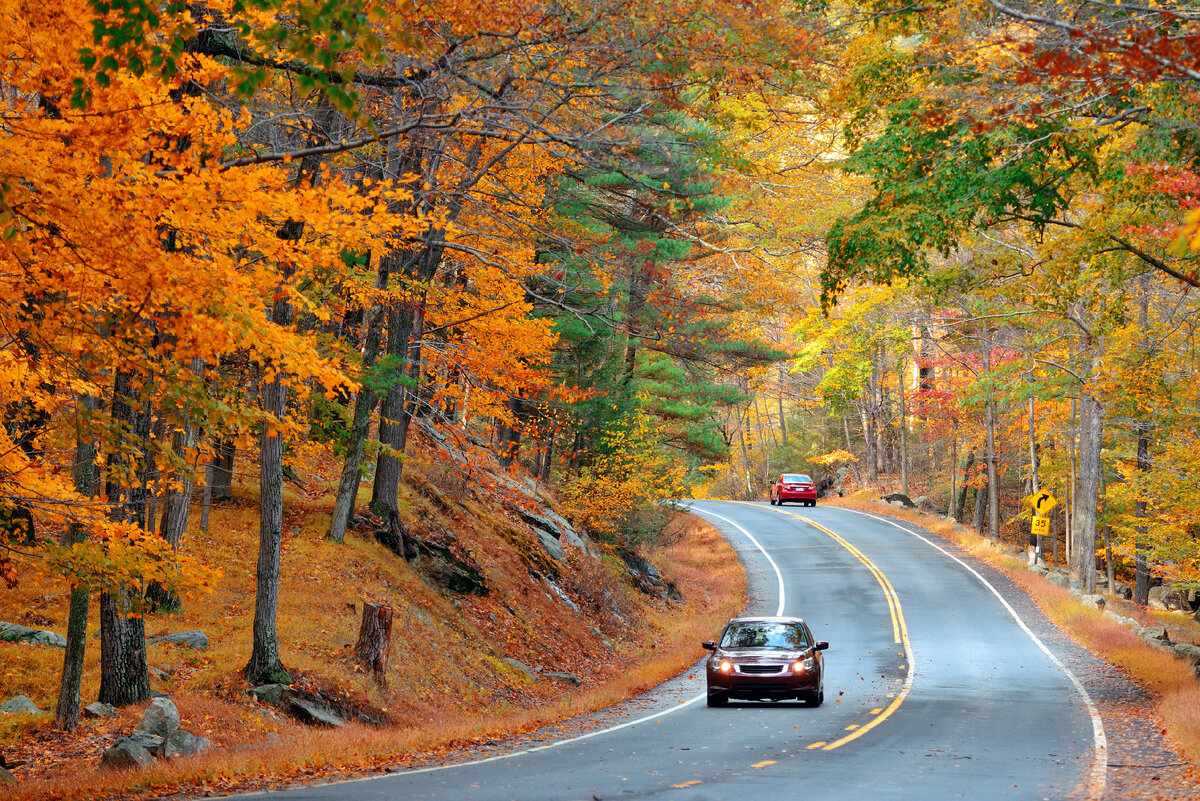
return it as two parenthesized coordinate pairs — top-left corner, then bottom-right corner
(770, 473), (817, 507)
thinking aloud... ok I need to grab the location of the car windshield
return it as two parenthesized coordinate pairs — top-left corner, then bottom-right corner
(782, 474), (809, 483)
(720, 622), (809, 650)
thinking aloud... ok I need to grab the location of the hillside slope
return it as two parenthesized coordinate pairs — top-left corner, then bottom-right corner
(0, 428), (743, 799)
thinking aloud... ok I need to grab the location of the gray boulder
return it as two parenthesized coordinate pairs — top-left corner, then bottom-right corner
(501, 658), (538, 681)
(1148, 586), (1193, 613)
(0, 621), (66, 648)
(547, 581), (579, 613)
(532, 528), (566, 561)
(84, 702), (116, 718)
(1103, 611), (1139, 628)
(101, 738), (154, 770)
(1171, 642), (1200, 666)
(1, 695), (42, 715)
(1080, 594), (1106, 610)
(161, 730), (213, 758)
(128, 731), (164, 753)
(881, 492), (914, 508)
(1137, 625), (1171, 645)
(146, 630), (208, 651)
(0, 764), (13, 784)
(249, 683), (292, 706)
(287, 696), (345, 727)
(136, 697), (180, 738)
(246, 681), (288, 705)
(544, 671), (582, 686)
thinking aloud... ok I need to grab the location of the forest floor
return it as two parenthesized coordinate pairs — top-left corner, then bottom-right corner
(828, 491), (1200, 798)
(0, 435), (745, 801)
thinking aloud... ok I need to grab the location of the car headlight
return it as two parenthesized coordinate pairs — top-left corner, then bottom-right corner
(792, 657), (815, 673)
(719, 660), (733, 673)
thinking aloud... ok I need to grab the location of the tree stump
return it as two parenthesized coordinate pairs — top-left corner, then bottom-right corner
(354, 602), (393, 681)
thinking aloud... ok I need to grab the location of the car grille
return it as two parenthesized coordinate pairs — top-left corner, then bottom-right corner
(738, 664), (785, 675)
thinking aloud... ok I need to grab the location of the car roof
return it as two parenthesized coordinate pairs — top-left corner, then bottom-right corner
(726, 616), (808, 626)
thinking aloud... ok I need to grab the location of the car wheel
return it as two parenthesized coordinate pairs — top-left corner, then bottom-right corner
(803, 690), (823, 707)
(809, 500), (816, 507)
(707, 690), (728, 708)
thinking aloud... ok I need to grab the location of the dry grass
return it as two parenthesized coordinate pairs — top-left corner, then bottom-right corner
(827, 492), (1200, 762)
(0, 444), (744, 800)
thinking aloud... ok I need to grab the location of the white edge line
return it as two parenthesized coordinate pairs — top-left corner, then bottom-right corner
(843, 508), (1108, 800)
(239, 503), (780, 796)
(689, 504), (787, 617)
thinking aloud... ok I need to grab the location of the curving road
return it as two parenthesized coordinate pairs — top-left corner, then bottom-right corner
(246, 501), (1106, 801)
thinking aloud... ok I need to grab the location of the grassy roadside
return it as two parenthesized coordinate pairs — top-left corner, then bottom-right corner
(0, 506), (743, 801)
(827, 491), (1200, 763)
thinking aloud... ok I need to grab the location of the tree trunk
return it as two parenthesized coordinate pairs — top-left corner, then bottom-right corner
(393, 293), (427, 455)
(1067, 399), (1077, 567)
(330, 260), (389, 543)
(1134, 420), (1151, 605)
(200, 457), (214, 532)
(984, 341), (999, 542)
(1134, 280), (1152, 605)
(1028, 388), (1041, 563)
(97, 592), (149, 706)
(859, 404), (878, 487)
(354, 602), (394, 681)
(245, 238), (297, 687)
(972, 481), (988, 535)
(98, 371), (151, 707)
(843, 416), (862, 489)
(1052, 506), (1061, 569)
(954, 449), (975, 522)
(211, 438), (235, 501)
(56, 394), (101, 730)
(1070, 388), (1103, 590)
(497, 391), (524, 468)
(778, 370), (788, 446)
(948, 434), (958, 521)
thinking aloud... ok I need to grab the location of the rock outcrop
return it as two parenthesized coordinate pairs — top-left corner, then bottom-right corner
(146, 630), (209, 651)
(0, 621), (65, 648)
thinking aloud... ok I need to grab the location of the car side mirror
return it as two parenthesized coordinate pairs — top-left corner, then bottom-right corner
(702, 640), (716, 651)
(814, 641), (829, 651)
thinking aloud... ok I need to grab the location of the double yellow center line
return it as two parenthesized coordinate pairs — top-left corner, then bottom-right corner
(739, 503), (915, 751)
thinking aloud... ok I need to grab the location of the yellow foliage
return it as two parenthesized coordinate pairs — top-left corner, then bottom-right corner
(561, 410), (687, 544)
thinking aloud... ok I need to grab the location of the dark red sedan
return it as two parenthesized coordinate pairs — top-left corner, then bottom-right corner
(770, 473), (817, 506)
(702, 616), (828, 707)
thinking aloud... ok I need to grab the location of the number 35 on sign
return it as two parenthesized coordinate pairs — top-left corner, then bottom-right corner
(1031, 515), (1049, 537)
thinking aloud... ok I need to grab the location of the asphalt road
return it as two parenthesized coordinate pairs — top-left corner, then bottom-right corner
(246, 501), (1106, 801)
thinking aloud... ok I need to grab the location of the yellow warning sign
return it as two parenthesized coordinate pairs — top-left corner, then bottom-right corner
(1028, 490), (1058, 516)
(1031, 515), (1049, 538)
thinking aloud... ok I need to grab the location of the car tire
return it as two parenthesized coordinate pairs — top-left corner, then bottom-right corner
(809, 500), (817, 507)
(706, 690), (728, 708)
(803, 689), (823, 707)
